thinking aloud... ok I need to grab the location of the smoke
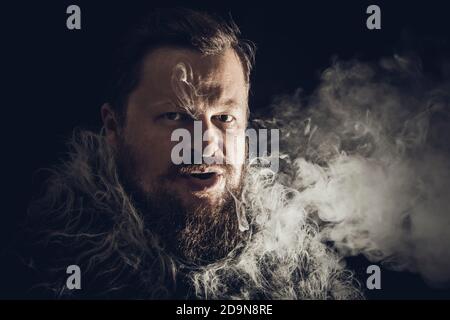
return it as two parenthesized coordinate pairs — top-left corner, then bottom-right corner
(24, 54), (450, 299)
(191, 164), (362, 299)
(258, 54), (450, 287)
(171, 62), (200, 119)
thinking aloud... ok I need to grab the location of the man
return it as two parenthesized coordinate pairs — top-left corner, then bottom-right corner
(16, 8), (361, 299)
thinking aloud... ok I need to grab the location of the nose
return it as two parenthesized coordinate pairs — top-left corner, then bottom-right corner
(191, 117), (224, 165)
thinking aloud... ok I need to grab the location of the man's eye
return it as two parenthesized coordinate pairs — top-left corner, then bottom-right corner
(215, 114), (235, 123)
(163, 112), (185, 121)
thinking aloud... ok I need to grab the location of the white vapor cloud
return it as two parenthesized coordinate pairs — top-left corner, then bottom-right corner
(263, 54), (450, 287)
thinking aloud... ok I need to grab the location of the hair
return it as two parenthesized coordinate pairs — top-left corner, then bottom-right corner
(106, 8), (256, 122)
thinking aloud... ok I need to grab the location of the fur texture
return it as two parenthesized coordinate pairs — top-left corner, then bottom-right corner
(24, 129), (362, 299)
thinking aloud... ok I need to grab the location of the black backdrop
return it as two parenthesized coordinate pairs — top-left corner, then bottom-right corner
(2, 0), (450, 299)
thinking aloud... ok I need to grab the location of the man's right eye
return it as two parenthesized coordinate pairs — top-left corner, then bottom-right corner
(163, 112), (185, 121)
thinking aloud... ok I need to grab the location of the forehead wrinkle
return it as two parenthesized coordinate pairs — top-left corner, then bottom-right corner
(186, 85), (245, 115)
(170, 66), (234, 118)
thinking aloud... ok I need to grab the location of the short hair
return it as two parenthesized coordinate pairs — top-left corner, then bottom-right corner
(106, 8), (256, 122)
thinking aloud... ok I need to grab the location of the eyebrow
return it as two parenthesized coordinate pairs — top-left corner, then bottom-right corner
(222, 98), (240, 106)
(210, 101), (245, 115)
(148, 97), (244, 116)
(147, 100), (179, 112)
(148, 100), (173, 107)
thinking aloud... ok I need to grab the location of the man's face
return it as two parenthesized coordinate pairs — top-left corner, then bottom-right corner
(111, 47), (249, 263)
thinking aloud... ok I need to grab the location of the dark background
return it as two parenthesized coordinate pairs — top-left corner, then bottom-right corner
(2, 0), (450, 299)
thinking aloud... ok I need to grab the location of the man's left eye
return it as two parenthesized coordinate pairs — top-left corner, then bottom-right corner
(215, 115), (235, 123)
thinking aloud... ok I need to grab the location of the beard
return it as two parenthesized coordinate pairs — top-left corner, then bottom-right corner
(142, 188), (245, 265)
(115, 141), (247, 266)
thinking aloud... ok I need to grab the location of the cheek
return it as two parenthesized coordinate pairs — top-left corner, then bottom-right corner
(224, 132), (246, 167)
(123, 122), (175, 180)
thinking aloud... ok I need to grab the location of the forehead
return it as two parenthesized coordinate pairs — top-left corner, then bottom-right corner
(131, 46), (248, 110)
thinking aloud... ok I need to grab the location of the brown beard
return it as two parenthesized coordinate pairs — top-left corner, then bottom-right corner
(144, 188), (246, 265)
(115, 141), (247, 266)
(175, 190), (245, 264)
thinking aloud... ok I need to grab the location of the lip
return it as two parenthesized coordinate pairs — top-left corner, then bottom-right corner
(180, 167), (225, 175)
(180, 172), (224, 191)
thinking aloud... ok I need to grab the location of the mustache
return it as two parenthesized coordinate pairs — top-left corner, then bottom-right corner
(165, 163), (235, 179)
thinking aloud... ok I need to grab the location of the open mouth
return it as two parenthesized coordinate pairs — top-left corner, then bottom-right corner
(189, 172), (216, 180)
(180, 170), (223, 191)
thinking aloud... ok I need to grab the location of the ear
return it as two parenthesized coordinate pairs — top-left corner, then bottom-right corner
(101, 103), (121, 148)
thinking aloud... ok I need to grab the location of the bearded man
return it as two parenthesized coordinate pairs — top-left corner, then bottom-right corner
(14, 8), (361, 299)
